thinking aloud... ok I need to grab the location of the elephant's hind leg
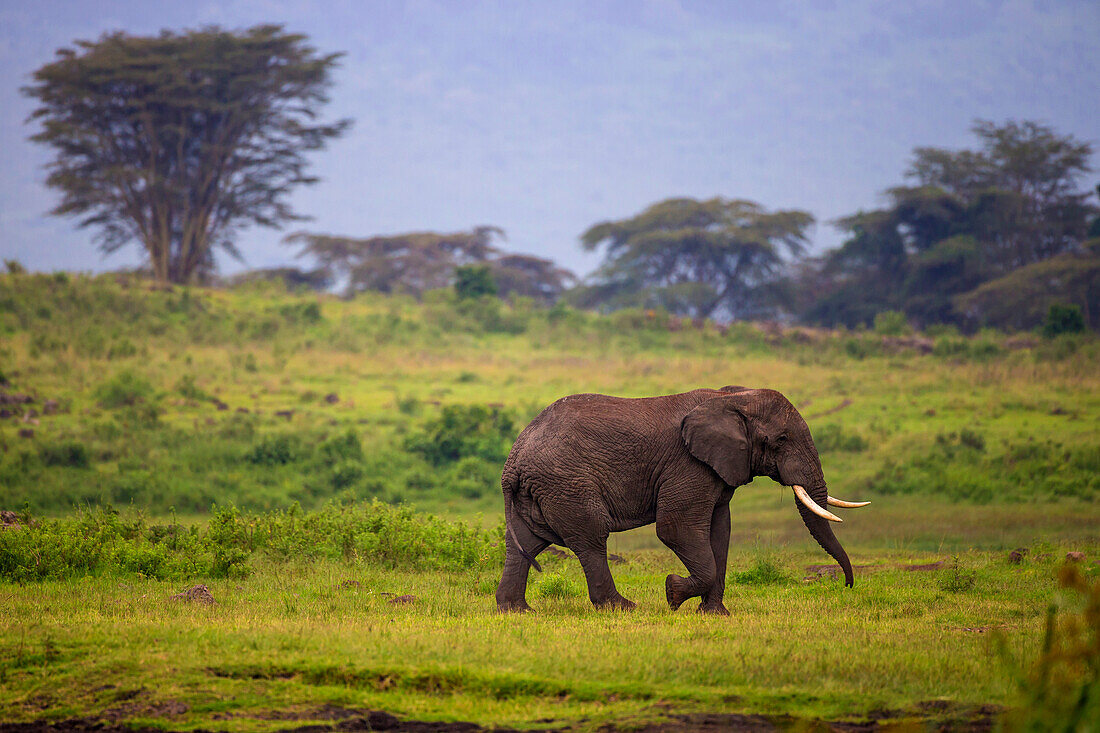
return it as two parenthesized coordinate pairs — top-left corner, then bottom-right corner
(656, 509), (718, 612)
(573, 542), (636, 610)
(545, 495), (635, 610)
(496, 517), (549, 613)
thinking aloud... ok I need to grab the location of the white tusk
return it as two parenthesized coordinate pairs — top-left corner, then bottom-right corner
(827, 496), (870, 508)
(792, 485), (843, 522)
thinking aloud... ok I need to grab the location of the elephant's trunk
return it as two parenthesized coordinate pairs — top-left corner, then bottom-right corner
(795, 483), (853, 587)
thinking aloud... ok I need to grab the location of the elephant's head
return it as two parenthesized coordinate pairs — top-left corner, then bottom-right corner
(681, 387), (866, 586)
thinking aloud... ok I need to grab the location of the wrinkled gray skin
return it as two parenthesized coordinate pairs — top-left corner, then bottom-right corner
(496, 386), (853, 614)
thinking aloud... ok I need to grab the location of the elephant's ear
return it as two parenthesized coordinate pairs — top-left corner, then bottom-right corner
(681, 396), (751, 487)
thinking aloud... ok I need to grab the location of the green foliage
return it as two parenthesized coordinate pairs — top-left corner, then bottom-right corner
(454, 265), (498, 299)
(576, 197), (813, 319)
(1000, 564), (1100, 731)
(0, 502), (502, 582)
(534, 572), (583, 600)
(732, 556), (792, 586)
(23, 26), (349, 284)
(1043, 303), (1086, 338)
(813, 424), (867, 453)
(938, 556), (977, 592)
(800, 120), (1096, 331)
(38, 441), (91, 469)
(175, 374), (209, 401)
(245, 435), (303, 466)
(872, 310), (909, 336)
(93, 370), (154, 408)
(405, 405), (515, 466)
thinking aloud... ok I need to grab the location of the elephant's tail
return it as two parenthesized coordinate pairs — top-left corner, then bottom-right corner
(502, 467), (543, 572)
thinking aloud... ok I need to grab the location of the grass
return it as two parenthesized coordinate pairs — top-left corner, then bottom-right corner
(1, 271), (1099, 729)
(2, 543), (1096, 730)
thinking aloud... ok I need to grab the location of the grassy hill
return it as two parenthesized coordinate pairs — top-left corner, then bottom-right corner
(2, 271), (1097, 525)
(2, 271), (1100, 730)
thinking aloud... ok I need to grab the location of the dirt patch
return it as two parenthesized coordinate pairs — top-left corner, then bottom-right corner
(806, 399), (852, 420)
(804, 559), (947, 582)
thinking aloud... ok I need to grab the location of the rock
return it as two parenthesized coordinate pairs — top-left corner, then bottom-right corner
(236, 407), (250, 413)
(18, 428), (34, 439)
(170, 584), (216, 604)
(274, 410), (295, 420)
(0, 408), (11, 418)
(608, 553), (627, 565)
(388, 594), (416, 605)
(337, 580), (361, 590)
(925, 408), (936, 417)
(544, 546), (570, 558)
(324, 392), (340, 404)
(212, 399), (229, 411)
(1066, 551), (1086, 562)
(42, 400), (60, 415)
(0, 393), (33, 405)
(1008, 548), (1028, 564)
(1, 510), (20, 529)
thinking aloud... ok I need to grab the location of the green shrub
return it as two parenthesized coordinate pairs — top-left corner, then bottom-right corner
(405, 404), (515, 466)
(0, 502), (502, 582)
(39, 440), (91, 469)
(175, 374), (209, 401)
(454, 265), (497, 299)
(245, 435), (302, 465)
(1043, 303), (1085, 338)
(94, 370), (154, 408)
(317, 429), (364, 463)
(106, 338), (139, 359)
(813, 424), (867, 453)
(873, 310), (909, 336)
(732, 557), (791, 586)
(535, 572), (582, 600)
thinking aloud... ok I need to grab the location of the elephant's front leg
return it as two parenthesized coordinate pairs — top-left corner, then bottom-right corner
(699, 501), (731, 615)
(656, 507), (718, 612)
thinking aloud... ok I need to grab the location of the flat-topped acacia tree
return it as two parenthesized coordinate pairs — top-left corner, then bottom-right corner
(24, 25), (350, 284)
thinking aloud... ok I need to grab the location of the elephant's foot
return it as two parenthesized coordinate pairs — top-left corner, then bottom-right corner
(496, 598), (533, 613)
(595, 594), (636, 611)
(697, 600), (730, 616)
(665, 574), (692, 611)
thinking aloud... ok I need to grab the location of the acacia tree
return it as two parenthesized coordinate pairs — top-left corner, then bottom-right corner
(24, 25), (350, 284)
(571, 197), (813, 319)
(286, 226), (574, 303)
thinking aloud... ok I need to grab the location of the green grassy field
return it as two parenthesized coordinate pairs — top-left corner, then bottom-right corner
(1, 272), (1099, 730)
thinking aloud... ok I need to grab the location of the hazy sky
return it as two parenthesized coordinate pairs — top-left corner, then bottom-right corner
(1, 0), (1097, 279)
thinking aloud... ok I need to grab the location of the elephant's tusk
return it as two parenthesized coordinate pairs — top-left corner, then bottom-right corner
(827, 496), (870, 508)
(793, 485), (843, 522)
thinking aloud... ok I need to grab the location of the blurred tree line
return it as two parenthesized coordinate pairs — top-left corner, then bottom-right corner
(22, 25), (1098, 332)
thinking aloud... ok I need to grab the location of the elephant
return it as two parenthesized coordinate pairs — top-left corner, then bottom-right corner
(495, 386), (868, 614)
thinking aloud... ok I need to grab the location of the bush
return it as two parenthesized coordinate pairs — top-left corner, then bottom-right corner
(732, 557), (791, 586)
(245, 434), (302, 465)
(39, 440), (91, 469)
(813, 424), (867, 453)
(873, 310), (909, 336)
(405, 404), (516, 466)
(535, 573), (582, 600)
(1043, 303), (1085, 338)
(454, 265), (497, 299)
(94, 370), (154, 408)
(0, 502), (503, 582)
(175, 374), (209, 401)
(317, 429), (364, 463)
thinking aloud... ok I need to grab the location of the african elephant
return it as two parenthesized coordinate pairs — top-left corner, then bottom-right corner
(495, 386), (867, 614)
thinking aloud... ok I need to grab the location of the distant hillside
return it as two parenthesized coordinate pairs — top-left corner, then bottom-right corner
(0, 271), (1097, 517)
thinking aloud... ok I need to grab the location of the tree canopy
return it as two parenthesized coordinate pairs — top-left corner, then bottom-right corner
(570, 197), (813, 319)
(24, 25), (350, 284)
(798, 120), (1096, 329)
(286, 227), (574, 303)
